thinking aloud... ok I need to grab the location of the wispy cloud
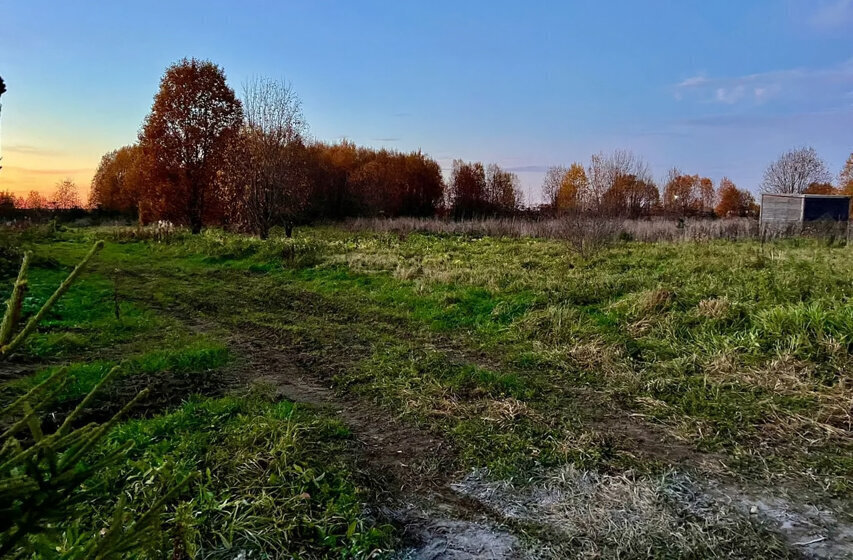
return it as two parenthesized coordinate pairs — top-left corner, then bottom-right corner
(1, 165), (92, 176)
(810, 0), (853, 28)
(673, 59), (853, 107)
(504, 165), (550, 173)
(677, 75), (708, 88)
(3, 144), (63, 157)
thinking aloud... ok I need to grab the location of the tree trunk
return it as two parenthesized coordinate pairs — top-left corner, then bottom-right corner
(285, 222), (293, 238)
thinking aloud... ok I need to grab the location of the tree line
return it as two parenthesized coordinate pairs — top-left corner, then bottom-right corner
(4, 60), (853, 230)
(541, 147), (853, 219)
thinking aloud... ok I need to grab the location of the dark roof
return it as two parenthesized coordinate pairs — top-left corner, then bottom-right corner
(761, 193), (851, 199)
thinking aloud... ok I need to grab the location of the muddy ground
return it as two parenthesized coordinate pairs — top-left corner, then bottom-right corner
(210, 321), (853, 559)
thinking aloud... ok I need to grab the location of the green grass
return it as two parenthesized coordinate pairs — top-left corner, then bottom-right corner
(4, 224), (853, 556)
(81, 395), (393, 559)
(76, 226), (849, 488)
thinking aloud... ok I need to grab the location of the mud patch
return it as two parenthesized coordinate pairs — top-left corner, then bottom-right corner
(450, 466), (797, 558)
(703, 480), (853, 559)
(397, 518), (522, 560)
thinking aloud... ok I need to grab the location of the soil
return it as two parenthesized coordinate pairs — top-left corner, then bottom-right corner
(213, 317), (853, 559)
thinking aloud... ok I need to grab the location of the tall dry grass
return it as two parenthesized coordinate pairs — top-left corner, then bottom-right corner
(344, 216), (761, 245)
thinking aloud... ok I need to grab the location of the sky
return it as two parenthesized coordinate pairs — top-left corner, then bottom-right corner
(0, 0), (852, 204)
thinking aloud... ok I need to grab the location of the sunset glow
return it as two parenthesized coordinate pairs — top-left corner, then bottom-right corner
(2, 0), (852, 202)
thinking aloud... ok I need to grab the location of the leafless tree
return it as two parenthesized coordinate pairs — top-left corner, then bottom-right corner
(50, 178), (82, 210)
(236, 76), (308, 238)
(760, 146), (832, 194)
(587, 150), (652, 212)
(485, 163), (522, 214)
(541, 165), (568, 209)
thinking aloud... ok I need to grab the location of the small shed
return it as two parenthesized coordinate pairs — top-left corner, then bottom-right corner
(760, 193), (851, 233)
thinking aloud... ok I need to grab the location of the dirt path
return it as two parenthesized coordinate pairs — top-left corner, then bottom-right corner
(118, 270), (853, 558)
(223, 328), (536, 559)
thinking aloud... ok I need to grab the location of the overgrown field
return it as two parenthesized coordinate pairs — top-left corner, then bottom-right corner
(2, 223), (852, 558)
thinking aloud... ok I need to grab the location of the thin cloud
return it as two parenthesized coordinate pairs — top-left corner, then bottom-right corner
(677, 75), (708, 88)
(504, 165), (550, 173)
(673, 59), (853, 106)
(3, 144), (63, 157)
(1, 165), (92, 175)
(715, 86), (746, 104)
(810, 0), (853, 28)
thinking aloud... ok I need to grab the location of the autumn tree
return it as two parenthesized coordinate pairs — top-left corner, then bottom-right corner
(587, 150), (651, 213)
(50, 179), (82, 209)
(24, 190), (47, 210)
(839, 153), (853, 195)
(227, 77), (308, 238)
(803, 182), (837, 195)
(89, 145), (143, 214)
(761, 146), (832, 194)
(715, 177), (757, 217)
(397, 151), (444, 216)
(555, 163), (588, 214)
(485, 164), (522, 214)
(447, 160), (487, 218)
(601, 174), (659, 217)
(662, 170), (715, 216)
(139, 58), (243, 233)
(303, 140), (361, 220)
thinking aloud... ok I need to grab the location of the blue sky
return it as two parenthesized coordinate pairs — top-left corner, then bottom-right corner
(1, 0), (851, 203)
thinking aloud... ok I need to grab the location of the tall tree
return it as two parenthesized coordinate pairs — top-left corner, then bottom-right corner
(760, 146), (832, 194)
(232, 77), (308, 238)
(139, 58), (243, 233)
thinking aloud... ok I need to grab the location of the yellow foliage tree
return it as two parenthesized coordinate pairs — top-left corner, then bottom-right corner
(555, 163), (588, 213)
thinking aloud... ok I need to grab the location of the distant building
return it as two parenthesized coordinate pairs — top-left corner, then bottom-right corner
(759, 193), (851, 233)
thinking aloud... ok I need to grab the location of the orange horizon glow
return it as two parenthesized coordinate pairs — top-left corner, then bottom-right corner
(0, 147), (96, 200)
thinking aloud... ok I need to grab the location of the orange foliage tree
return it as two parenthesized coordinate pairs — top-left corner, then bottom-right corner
(714, 177), (757, 217)
(600, 174), (659, 217)
(556, 163), (588, 214)
(139, 58), (243, 233)
(302, 141), (443, 220)
(447, 160), (487, 218)
(89, 145), (143, 214)
(803, 182), (837, 195)
(662, 171), (715, 216)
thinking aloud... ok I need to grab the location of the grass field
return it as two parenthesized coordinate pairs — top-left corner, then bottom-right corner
(2, 223), (852, 558)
